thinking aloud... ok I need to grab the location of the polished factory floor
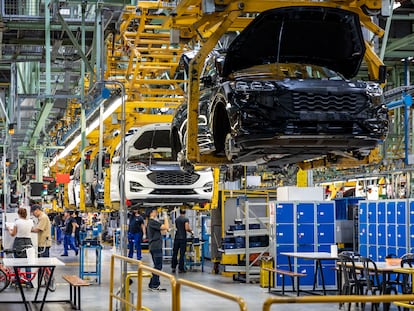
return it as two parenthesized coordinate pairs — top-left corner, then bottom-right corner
(0, 241), (401, 311)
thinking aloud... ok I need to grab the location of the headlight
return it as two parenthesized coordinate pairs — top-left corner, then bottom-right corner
(231, 80), (276, 92)
(366, 83), (383, 105)
(366, 82), (383, 96)
(126, 162), (148, 172)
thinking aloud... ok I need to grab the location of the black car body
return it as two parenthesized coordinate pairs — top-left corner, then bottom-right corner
(171, 6), (389, 167)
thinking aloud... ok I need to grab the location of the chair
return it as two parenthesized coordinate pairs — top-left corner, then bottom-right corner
(338, 253), (365, 311)
(360, 256), (396, 311)
(384, 253), (414, 295)
(400, 253), (414, 295)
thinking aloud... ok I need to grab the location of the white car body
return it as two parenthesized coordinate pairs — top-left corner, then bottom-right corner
(110, 123), (213, 206)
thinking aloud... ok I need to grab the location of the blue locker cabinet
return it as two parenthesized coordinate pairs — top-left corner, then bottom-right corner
(318, 264), (337, 287)
(275, 265), (293, 286)
(359, 223), (367, 245)
(317, 224), (335, 244)
(387, 225), (397, 247)
(377, 224), (386, 246)
(410, 200), (414, 224)
(276, 224), (295, 244)
(368, 245), (377, 260)
(377, 202), (386, 224)
(297, 224), (315, 244)
(276, 202), (295, 223)
(276, 244), (294, 265)
(359, 202), (368, 224)
(360, 200), (411, 260)
(275, 201), (336, 291)
(368, 224), (377, 245)
(410, 224), (414, 248)
(397, 247), (406, 258)
(359, 244), (368, 257)
(296, 203), (315, 223)
(377, 246), (387, 261)
(397, 225), (407, 248)
(296, 265), (315, 286)
(397, 201), (407, 224)
(386, 201), (396, 224)
(317, 203), (335, 223)
(368, 202), (377, 223)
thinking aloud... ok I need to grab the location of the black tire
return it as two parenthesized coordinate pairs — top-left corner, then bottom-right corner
(212, 103), (231, 153)
(0, 269), (10, 292)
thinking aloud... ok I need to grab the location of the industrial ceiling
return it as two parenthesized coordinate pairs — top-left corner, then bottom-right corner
(0, 0), (413, 179)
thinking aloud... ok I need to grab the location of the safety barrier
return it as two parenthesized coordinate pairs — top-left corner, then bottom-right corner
(262, 294), (414, 311)
(125, 271), (152, 311)
(109, 254), (247, 311)
(110, 254), (414, 311)
(109, 254), (176, 311)
(176, 278), (247, 311)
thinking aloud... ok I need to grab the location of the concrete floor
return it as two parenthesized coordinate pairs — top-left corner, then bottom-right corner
(0, 242), (401, 311)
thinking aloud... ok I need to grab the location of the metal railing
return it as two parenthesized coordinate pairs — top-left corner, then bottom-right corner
(110, 254), (414, 311)
(1, 0), (96, 21)
(176, 278), (247, 311)
(262, 294), (414, 311)
(109, 254), (177, 311)
(109, 254), (247, 311)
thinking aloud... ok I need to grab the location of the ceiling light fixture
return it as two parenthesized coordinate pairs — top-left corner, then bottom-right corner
(8, 123), (15, 135)
(49, 95), (125, 167)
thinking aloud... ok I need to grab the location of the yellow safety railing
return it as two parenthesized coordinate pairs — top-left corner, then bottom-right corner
(176, 278), (247, 311)
(125, 271), (152, 311)
(262, 294), (414, 311)
(110, 254), (247, 311)
(109, 254), (177, 311)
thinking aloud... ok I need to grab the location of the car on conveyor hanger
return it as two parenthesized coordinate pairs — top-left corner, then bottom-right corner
(170, 6), (389, 170)
(110, 123), (213, 207)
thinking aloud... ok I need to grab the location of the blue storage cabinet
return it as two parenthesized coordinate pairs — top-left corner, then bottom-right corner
(359, 199), (410, 259)
(377, 201), (386, 224)
(296, 203), (315, 223)
(276, 224), (294, 244)
(377, 224), (386, 245)
(359, 201), (368, 224)
(409, 199), (414, 253)
(275, 200), (336, 290)
(297, 265), (315, 286)
(317, 203), (335, 223)
(386, 201), (396, 224)
(276, 202), (294, 223)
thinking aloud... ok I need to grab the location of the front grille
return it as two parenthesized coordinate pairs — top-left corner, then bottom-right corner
(292, 92), (367, 113)
(150, 189), (197, 195)
(148, 171), (200, 185)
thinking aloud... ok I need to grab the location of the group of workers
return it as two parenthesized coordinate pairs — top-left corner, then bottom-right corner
(127, 206), (194, 291)
(6, 203), (195, 292)
(6, 206), (84, 260)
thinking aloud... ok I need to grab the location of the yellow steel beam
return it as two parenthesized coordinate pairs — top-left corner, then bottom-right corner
(187, 9), (242, 164)
(297, 148), (382, 171)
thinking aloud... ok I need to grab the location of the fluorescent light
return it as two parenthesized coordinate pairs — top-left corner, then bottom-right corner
(49, 96), (125, 167)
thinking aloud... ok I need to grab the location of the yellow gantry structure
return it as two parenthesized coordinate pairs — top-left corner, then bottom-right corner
(159, 0), (386, 166)
(56, 0), (387, 208)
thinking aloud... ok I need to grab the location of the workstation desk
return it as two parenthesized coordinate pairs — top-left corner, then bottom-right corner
(280, 251), (338, 295)
(2, 257), (65, 311)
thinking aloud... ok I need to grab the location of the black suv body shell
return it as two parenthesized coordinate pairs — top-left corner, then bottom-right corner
(171, 6), (389, 167)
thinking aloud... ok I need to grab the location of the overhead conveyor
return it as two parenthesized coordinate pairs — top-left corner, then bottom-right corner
(156, 0), (387, 169)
